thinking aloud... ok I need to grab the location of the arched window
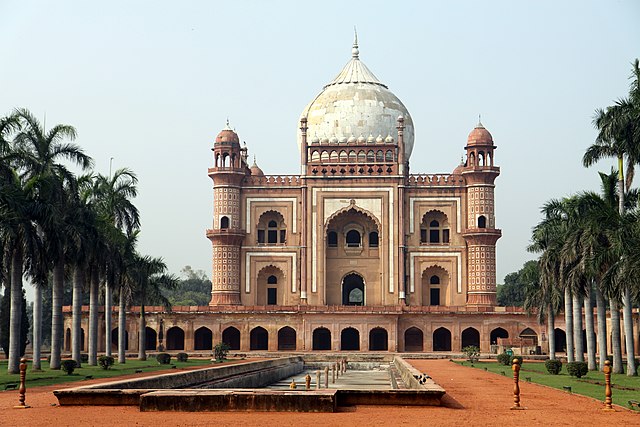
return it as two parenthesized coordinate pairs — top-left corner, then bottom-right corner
(257, 211), (286, 245)
(311, 151), (320, 162)
(367, 150), (375, 162)
(339, 150), (348, 162)
(369, 231), (379, 248)
(267, 275), (277, 284)
(357, 151), (366, 163)
(478, 215), (487, 228)
(420, 212), (450, 244)
(327, 231), (338, 247)
(346, 230), (361, 247)
(330, 151), (338, 162)
(385, 150), (393, 162)
(220, 216), (229, 229)
(376, 150), (384, 162)
(430, 275), (440, 285)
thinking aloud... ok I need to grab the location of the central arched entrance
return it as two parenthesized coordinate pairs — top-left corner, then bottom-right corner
(341, 327), (360, 350)
(342, 273), (365, 306)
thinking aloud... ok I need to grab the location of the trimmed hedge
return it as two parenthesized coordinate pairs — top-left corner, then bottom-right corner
(497, 352), (523, 366)
(545, 359), (562, 375)
(567, 361), (588, 378)
(61, 360), (77, 375)
(98, 355), (115, 370)
(176, 352), (188, 362)
(156, 353), (171, 365)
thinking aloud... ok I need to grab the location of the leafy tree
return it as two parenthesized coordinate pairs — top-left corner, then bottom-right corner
(163, 266), (211, 306)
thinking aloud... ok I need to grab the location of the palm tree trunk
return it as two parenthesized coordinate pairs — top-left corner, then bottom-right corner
(547, 308), (556, 360)
(8, 248), (24, 374)
(622, 288), (636, 376)
(564, 287), (575, 362)
(118, 289), (126, 364)
(88, 268), (99, 365)
(72, 267), (84, 366)
(584, 292), (596, 370)
(595, 285), (608, 371)
(138, 303), (146, 361)
(610, 299), (623, 374)
(50, 256), (64, 370)
(573, 293), (584, 362)
(105, 278), (112, 357)
(32, 284), (42, 371)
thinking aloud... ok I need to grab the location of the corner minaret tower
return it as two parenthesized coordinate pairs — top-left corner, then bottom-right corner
(207, 122), (247, 305)
(461, 121), (501, 306)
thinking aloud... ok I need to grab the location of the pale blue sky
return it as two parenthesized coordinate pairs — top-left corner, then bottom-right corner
(2, 1), (639, 299)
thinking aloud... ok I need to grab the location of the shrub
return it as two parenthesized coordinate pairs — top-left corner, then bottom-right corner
(545, 359), (562, 375)
(176, 352), (188, 362)
(80, 353), (89, 363)
(497, 352), (511, 365)
(98, 355), (115, 370)
(462, 346), (480, 363)
(214, 342), (230, 362)
(567, 361), (588, 378)
(156, 353), (171, 365)
(61, 360), (77, 375)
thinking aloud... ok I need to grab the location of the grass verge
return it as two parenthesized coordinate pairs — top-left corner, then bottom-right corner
(0, 357), (213, 390)
(455, 360), (640, 411)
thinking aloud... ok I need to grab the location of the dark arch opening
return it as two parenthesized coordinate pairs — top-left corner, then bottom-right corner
(195, 327), (213, 350)
(250, 327), (268, 350)
(327, 231), (338, 247)
(312, 327), (332, 350)
(369, 328), (388, 351)
(111, 328), (128, 351)
(145, 327), (157, 351)
(477, 215), (487, 228)
(220, 216), (229, 229)
(346, 230), (361, 247)
(430, 275), (440, 284)
(461, 327), (480, 348)
(404, 327), (424, 352)
(369, 231), (379, 247)
(554, 328), (567, 353)
(222, 326), (241, 350)
(342, 273), (364, 306)
(166, 326), (185, 350)
(65, 328), (71, 352)
(277, 326), (296, 351)
(341, 327), (360, 351)
(267, 275), (277, 284)
(433, 327), (452, 351)
(519, 327), (538, 345)
(490, 327), (509, 345)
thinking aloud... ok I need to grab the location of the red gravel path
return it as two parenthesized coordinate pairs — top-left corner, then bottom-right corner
(0, 359), (637, 426)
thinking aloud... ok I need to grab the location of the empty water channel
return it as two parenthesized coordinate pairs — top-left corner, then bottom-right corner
(54, 356), (445, 412)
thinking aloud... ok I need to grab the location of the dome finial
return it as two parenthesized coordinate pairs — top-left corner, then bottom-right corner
(477, 114), (483, 128)
(352, 26), (359, 59)
(225, 117), (232, 130)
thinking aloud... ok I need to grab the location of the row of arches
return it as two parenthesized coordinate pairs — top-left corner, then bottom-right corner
(70, 325), (538, 353)
(310, 149), (395, 164)
(214, 152), (239, 169)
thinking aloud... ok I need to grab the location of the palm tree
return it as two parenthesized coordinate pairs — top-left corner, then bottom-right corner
(12, 108), (93, 369)
(125, 254), (177, 361)
(583, 59), (640, 376)
(91, 169), (139, 361)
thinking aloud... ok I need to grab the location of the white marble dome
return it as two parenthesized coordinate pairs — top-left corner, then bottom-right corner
(297, 39), (415, 159)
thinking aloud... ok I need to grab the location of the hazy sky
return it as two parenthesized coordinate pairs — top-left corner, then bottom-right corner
(2, 0), (639, 300)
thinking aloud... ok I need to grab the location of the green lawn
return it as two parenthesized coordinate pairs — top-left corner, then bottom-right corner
(0, 357), (213, 390)
(455, 360), (640, 411)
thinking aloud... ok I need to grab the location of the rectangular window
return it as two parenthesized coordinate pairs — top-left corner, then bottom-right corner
(267, 288), (277, 305)
(430, 288), (440, 306)
(267, 230), (278, 244)
(442, 229), (450, 243)
(429, 230), (439, 243)
(280, 230), (286, 244)
(420, 229), (427, 243)
(257, 230), (265, 244)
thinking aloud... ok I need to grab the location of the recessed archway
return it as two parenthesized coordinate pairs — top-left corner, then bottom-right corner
(554, 328), (566, 353)
(461, 327), (480, 348)
(312, 327), (332, 350)
(342, 273), (365, 306)
(250, 326), (268, 350)
(145, 327), (157, 351)
(341, 327), (360, 351)
(277, 326), (296, 351)
(222, 326), (241, 350)
(369, 328), (388, 351)
(194, 327), (213, 350)
(433, 327), (452, 351)
(111, 328), (128, 351)
(166, 326), (185, 350)
(490, 327), (509, 345)
(519, 327), (538, 345)
(404, 327), (424, 352)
